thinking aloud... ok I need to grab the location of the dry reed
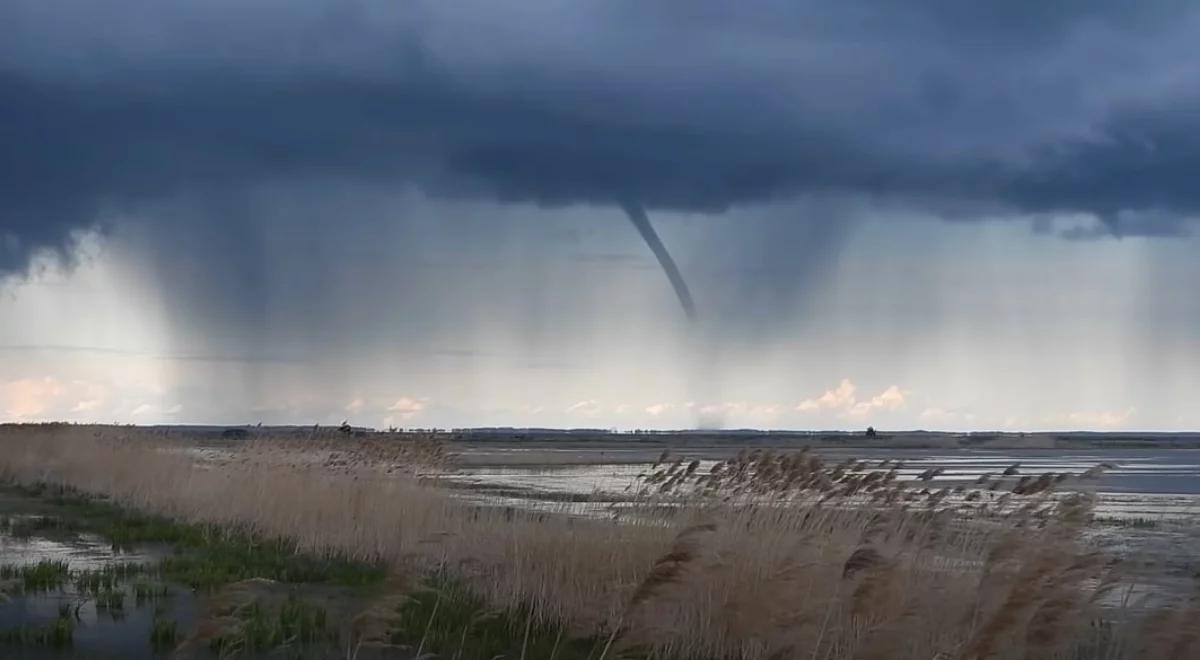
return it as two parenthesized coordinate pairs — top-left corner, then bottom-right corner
(0, 424), (1194, 659)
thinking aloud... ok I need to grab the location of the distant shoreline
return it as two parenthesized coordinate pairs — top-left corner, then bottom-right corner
(4, 422), (1200, 450)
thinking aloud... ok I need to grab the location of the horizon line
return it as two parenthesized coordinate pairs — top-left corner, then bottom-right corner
(2, 422), (1198, 436)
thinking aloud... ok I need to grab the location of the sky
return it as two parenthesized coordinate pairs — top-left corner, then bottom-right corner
(2, 1), (1199, 431)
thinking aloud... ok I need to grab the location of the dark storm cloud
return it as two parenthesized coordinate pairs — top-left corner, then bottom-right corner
(3, 0), (1200, 275)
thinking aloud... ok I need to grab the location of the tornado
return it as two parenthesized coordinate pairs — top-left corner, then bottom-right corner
(621, 200), (697, 321)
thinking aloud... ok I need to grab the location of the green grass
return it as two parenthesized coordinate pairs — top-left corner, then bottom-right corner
(132, 580), (171, 604)
(0, 481), (603, 658)
(95, 588), (125, 612)
(5, 484), (637, 659)
(2, 481), (387, 591)
(159, 533), (386, 590)
(209, 594), (332, 656)
(2, 480), (389, 657)
(0, 559), (71, 592)
(389, 574), (601, 660)
(73, 563), (148, 596)
(149, 609), (177, 650)
(102, 514), (209, 549)
(0, 613), (74, 648)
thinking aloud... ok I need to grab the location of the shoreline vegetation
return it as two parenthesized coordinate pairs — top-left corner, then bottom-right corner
(1, 424), (1198, 659)
(0, 480), (575, 658)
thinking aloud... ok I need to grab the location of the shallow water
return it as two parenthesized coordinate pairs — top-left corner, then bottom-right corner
(0, 529), (165, 571)
(0, 532), (198, 659)
(0, 496), (389, 659)
(444, 446), (1200, 518)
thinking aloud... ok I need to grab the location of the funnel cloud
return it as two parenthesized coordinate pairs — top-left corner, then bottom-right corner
(621, 201), (696, 321)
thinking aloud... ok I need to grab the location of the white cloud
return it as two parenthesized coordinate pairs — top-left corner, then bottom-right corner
(848, 385), (908, 418)
(387, 396), (429, 420)
(645, 403), (673, 416)
(344, 397), (366, 414)
(797, 379), (857, 412)
(1, 377), (66, 419)
(613, 403), (634, 414)
(566, 400), (601, 416)
(873, 385), (907, 410)
(68, 380), (110, 414)
(1, 377), (129, 421)
(797, 379), (908, 419)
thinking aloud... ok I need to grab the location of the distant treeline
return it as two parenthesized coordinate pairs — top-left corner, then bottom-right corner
(4, 423), (1198, 449)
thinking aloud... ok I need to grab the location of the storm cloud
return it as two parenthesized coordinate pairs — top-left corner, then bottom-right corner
(4, 0), (1200, 276)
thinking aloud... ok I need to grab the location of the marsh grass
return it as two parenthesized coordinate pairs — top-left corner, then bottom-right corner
(172, 579), (337, 658)
(95, 587), (126, 613)
(0, 612), (74, 648)
(1, 478), (391, 658)
(158, 532), (387, 591)
(207, 593), (331, 655)
(149, 608), (178, 650)
(0, 559), (71, 592)
(3, 479), (388, 592)
(1, 425), (1196, 659)
(384, 573), (602, 660)
(132, 579), (171, 603)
